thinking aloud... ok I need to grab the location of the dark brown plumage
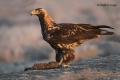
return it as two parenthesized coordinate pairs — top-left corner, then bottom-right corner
(31, 8), (114, 67)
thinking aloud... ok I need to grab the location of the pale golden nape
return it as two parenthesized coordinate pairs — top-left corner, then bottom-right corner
(31, 8), (55, 29)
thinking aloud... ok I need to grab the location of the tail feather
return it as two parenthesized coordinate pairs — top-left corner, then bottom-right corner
(94, 25), (114, 35)
(100, 30), (114, 35)
(95, 25), (114, 29)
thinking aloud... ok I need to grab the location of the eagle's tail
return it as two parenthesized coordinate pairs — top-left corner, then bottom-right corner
(95, 25), (114, 35)
(95, 25), (114, 29)
(100, 30), (114, 35)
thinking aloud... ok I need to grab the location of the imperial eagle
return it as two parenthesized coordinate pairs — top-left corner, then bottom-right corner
(31, 8), (114, 67)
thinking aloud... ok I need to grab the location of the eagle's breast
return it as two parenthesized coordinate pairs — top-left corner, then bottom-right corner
(56, 42), (79, 49)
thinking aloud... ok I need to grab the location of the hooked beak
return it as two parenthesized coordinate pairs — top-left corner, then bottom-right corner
(30, 12), (34, 16)
(30, 13), (32, 16)
(30, 10), (35, 16)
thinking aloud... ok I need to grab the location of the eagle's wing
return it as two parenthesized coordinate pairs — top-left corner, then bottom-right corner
(49, 23), (114, 44)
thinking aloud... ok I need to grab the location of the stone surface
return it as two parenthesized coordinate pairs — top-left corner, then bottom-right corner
(0, 54), (120, 80)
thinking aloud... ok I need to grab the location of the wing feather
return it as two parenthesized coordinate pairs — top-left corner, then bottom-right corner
(49, 23), (114, 44)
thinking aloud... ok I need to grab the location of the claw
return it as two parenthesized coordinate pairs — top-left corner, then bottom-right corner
(63, 64), (69, 68)
(58, 57), (63, 65)
(59, 64), (69, 68)
(63, 55), (67, 61)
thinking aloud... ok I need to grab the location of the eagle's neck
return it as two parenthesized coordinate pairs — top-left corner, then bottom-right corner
(37, 13), (55, 40)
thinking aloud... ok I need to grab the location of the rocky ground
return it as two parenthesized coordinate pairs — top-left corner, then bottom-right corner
(0, 54), (119, 80)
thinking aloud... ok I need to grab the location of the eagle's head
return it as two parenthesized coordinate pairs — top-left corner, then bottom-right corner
(31, 8), (48, 16)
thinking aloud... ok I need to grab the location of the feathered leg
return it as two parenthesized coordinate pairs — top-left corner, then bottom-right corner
(56, 49), (75, 67)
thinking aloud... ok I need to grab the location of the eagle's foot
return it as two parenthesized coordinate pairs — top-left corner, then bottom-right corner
(61, 64), (69, 68)
(58, 57), (71, 68)
(58, 57), (63, 65)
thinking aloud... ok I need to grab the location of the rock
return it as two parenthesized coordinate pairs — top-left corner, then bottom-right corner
(24, 62), (60, 71)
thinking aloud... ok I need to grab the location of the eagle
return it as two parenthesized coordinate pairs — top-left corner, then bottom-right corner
(31, 8), (114, 67)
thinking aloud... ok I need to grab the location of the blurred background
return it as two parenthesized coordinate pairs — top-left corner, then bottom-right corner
(0, 0), (119, 73)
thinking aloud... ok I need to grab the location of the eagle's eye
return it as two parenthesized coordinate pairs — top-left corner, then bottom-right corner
(35, 10), (40, 13)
